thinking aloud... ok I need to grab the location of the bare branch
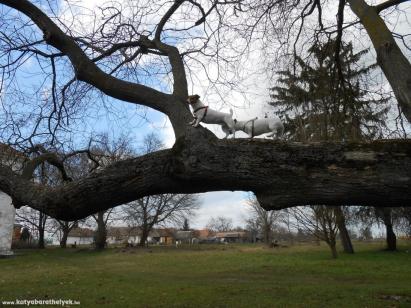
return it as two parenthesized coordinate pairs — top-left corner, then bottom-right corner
(374, 0), (409, 13)
(0, 0), (174, 114)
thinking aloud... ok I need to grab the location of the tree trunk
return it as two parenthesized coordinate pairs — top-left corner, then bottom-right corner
(138, 225), (150, 247)
(263, 224), (271, 245)
(385, 223), (397, 251)
(60, 227), (69, 248)
(1, 138), (411, 221)
(330, 241), (338, 259)
(38, 228), (45, 249)
(347, 0), (411, 122)
(94, 211), (107, 250)
(327, 233), (338, 258)
(334, 206), (354, 254)
(381, 208), (397, 251)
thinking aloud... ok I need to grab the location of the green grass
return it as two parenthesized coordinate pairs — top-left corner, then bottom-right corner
(1, 242), (411, 307)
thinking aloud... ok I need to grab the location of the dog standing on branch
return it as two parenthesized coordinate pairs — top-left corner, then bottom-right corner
(187, 95), (235, 138)
(222, 116), (284, 139)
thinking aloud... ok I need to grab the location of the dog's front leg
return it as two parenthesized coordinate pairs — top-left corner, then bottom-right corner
(193, 117), (202, 127)
(266, 131), (275, 139)
(188, 117), (196, 125)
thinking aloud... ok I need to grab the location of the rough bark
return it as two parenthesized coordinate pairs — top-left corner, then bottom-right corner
(38, 228), (45, 249)
(385, 222), (397, 251)
(347, 0), (411, 122)
(37, 211), (47, 249)
(1, 137), (410, 221)
(334, 206), (354, 254)
(380, 208), (397, 251)
(94, 211), (107, 250)
(60, 230), (68, 249)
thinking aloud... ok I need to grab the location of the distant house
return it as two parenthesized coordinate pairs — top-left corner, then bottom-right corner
(151, 228), (175, 245)
(107, 227), (143, 245)
(175, 230), (195, 244)
(67, 227), (94, 245)
(12, 224), (22, 241)
(215, 231), (248, 243)
(192, 229), (217, 243)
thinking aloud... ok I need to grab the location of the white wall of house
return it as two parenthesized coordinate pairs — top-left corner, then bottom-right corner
(66, 236), (94, 245)
(106, 236), (116, 244)
(107, 235), (142, 245)
(129, 235), (141, 244)
(0, 191), (15, 256)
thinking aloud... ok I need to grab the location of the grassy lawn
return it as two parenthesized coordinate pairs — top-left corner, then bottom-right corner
(1, 241), (411, 307)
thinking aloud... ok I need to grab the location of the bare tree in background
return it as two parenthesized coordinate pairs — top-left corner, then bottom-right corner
(353, 206), (400, 251)
(15, 161), (56, 249)
(0, 0), (409, 223)
(51, 219), (79, 248)
(290, 206), (339, 258)
(15, 207), (50, 249)
(89, 134), (135, 250)
(397, 208), (411, 237)
(123, 194), (198, 247)
(246, 195), (283, 245)
(206, 217), (234, 233)
(122, 132), (198, 247)
(92, 209), (120, 250)
(374, 207), (397, 251)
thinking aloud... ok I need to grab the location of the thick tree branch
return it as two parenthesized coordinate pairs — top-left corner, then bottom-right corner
(1, 138), (410, 220)
(347, 0), (411, 122)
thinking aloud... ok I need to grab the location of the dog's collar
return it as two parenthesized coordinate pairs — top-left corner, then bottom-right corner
(193, 106), (207, 112)
(195, 106), (208, 120)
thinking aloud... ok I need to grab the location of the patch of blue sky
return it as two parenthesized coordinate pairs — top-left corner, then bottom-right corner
(1, 32), (174, 150)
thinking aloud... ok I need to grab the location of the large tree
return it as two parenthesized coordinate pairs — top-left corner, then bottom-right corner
(0, 0), (410, 221)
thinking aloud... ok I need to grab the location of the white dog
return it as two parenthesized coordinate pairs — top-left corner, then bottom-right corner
(187, 94), (235, 137)
(222, 116), (284, 139)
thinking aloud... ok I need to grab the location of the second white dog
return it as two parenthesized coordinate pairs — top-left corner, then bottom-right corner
(222, 116), (284, 139)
